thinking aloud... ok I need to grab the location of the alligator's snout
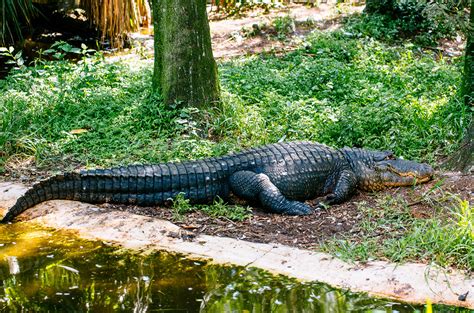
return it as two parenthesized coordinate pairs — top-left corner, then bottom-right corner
(415, 163), (434, 179)
(388, 159), (433, 179)
(376, 159), (434, 187)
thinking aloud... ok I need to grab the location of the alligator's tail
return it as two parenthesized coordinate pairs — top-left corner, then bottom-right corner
(1, 163), (229, 223)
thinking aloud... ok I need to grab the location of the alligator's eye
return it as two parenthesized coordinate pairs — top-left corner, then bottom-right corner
(384, 152), (395, 160)
(374, 163), (389, 171)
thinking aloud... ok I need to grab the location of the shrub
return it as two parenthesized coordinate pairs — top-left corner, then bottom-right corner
(346, 0), (470, 45)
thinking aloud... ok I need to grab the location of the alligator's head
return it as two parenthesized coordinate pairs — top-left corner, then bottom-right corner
(362, 157), (434, 191)
(342, 148), (434, 191)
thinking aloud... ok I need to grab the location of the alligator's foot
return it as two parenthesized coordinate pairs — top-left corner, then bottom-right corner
(316, 170), (359, 209)
(314, 194), (336, 209)
(230, 170), (312, 215)
(281, 200), (312, 215)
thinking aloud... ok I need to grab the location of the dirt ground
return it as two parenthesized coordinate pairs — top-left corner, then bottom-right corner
(125, 2), (465, 70)
(208, 3), (361, 59)
(126, 3), (363, 60)
(97, 172), (472, 250)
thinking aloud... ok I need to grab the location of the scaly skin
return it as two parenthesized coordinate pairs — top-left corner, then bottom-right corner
(1, 141), (434, 222)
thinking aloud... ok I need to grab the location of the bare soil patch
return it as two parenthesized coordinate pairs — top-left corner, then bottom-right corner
(100, 172), (473, 250)
(209, 3), (363, 59)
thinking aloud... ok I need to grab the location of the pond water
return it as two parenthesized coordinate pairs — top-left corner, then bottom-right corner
(0, 223), (468, 312)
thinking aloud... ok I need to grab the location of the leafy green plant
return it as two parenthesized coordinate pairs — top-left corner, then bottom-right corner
(453, 198), (473, 240)
(170, 194), (252, 222)
(322, 192), (474, 270)
(42, 41), (96, 60)
(170, 193), (194, 221)
(200, 197), (252, 221)
(0, 46), (25, 69)
(346, 0), (470, 45)
(272, 15), (295, 40)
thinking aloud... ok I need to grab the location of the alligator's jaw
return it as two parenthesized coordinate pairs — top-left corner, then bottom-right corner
(381, 171), (432, 187)
(361, 159), (434, 191)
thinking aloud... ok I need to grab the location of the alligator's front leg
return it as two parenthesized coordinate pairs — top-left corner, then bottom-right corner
(320, 169), (358, 206)
(230, 171), (312, 215)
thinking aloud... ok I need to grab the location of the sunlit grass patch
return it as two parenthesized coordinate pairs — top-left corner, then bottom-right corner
(321, 192), (474, 271)
(1, 27), (468, 172)
(219, 31), (468, 162)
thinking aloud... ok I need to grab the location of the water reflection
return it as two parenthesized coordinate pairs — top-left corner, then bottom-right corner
(0, 223), (469, 312)
(200, 267), (415, 313)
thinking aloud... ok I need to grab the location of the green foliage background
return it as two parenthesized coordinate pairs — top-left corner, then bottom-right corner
(0, 24), (469, 172)
(361, 0), (470, 45)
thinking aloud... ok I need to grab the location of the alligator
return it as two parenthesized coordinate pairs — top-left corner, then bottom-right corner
(1, 141), (433, 222)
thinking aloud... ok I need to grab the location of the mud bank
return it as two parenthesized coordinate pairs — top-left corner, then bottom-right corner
(0, 182), (472, 309)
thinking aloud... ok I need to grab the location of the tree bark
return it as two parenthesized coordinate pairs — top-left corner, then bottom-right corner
(462, 0), (474, 107)
(443, 121), (473, 172)
(443, 2), (473, 173)
(152, 0), (220, 108)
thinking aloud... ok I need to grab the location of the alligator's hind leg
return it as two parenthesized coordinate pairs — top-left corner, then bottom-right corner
(230, 171), (312, 215)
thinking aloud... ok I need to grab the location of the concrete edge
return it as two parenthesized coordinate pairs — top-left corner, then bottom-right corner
(0, 182), (472, 309)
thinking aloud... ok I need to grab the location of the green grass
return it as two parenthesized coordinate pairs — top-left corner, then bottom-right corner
(322, 192), (473, 271)
(0, 28), (469, 170)
(219, 32), (469, 163)
(171, 194), (252, 222)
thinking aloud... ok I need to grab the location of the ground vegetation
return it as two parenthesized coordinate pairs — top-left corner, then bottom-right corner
(0, 6), (472, 270)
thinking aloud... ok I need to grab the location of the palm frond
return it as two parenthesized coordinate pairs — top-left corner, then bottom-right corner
(1, 0), (151, 49)
(0, 0), (36, 46)
(80, 0), (151, 48)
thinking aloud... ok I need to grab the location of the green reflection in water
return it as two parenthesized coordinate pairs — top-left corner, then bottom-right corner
(0, 223), (469, 312)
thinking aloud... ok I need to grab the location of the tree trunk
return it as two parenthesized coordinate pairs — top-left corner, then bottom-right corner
(443, 121), (473, 172)
(462, 0), (474, 107)
(443, 2), (473, 173)
(152, 0), (220, 108)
